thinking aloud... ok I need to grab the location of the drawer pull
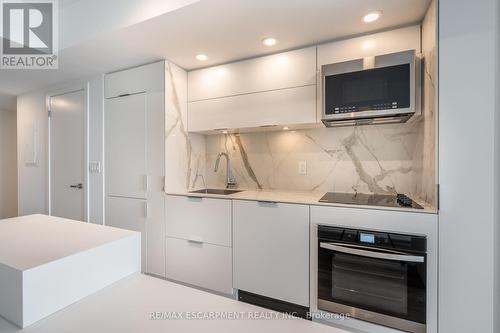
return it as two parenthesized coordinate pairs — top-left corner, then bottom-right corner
(187, 239), (204, 245)
(257, 201), (278, 206)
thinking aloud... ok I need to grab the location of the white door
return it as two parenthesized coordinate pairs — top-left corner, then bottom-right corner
(49, 90), (86, 221)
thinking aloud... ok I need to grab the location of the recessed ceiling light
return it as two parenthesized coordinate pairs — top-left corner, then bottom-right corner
(362, 11), (381, 23)
(262, 37), (278, 46)
(283, 126), (289, 130)
(195, 54), (208, 61)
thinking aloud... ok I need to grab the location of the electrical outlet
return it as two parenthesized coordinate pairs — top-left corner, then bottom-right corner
(298, 161), (307, 175)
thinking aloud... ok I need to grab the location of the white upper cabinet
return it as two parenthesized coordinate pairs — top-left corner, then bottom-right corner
(188, 85), (316, 132)
(187, 47), (317, 132)
(317, 25), (421, 68)
(105, 62), (165, 99)
(188, 47), (317, 102)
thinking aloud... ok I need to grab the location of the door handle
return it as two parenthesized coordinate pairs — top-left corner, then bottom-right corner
(320, 242), (425, 263)
(69, 183), (83, 189)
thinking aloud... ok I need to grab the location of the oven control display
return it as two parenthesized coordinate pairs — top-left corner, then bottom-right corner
(359, 233), (375, 244)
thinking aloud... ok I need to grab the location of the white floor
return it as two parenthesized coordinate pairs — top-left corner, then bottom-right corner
(0, 274), (348, 333)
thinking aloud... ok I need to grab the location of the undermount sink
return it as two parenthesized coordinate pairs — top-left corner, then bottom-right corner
(189, 188), (243, 195)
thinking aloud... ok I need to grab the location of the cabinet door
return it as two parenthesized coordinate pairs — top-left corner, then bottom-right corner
(188, 47), (317, 102)
(188, 85), (316, 132)
(105, 61), (164, 99)
(105, 93), (147, 199)
(105, 196), (147, 272)
(233, 200), (310, 306)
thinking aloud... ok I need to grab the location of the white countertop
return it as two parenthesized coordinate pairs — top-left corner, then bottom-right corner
(0, 214), (137, 271)
(166, 189), (437, 214)
(0, 274), (348, 333)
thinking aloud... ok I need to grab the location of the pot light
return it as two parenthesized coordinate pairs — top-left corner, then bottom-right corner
(262, 37), (278, 46)
(362, 11), (381, 23)
(195, 54), (208, 61)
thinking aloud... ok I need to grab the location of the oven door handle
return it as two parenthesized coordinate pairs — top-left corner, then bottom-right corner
(320, 242), (425, 263)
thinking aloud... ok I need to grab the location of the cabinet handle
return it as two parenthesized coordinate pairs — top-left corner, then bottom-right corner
(144, 202), (150, 219)
(258, 201), (278, 205)
(144, 175), (149, 192)
(187, 237), (203, 245)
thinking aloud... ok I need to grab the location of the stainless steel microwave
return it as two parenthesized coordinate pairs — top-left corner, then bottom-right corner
(321, 50), (420, 127)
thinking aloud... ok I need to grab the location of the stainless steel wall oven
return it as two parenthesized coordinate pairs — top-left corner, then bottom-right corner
(317, 225), (427, 333)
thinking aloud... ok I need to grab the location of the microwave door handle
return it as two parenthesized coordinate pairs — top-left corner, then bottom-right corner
(320, 242), (425, 263)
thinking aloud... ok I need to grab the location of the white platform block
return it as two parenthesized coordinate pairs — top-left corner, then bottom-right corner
(0, 214), (141, 328)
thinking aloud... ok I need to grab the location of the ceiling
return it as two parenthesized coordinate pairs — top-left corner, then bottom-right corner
(0, 0), (431, 97)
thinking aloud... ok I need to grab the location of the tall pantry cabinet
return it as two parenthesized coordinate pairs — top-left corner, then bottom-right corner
(104, 61), (166, 276)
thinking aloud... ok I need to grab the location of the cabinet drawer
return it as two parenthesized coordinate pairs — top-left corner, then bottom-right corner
(165, 195), (232, 247)
(166, 237), (233, 295)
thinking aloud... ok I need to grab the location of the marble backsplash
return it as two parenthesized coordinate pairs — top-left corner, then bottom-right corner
(204, 121), (425, 198)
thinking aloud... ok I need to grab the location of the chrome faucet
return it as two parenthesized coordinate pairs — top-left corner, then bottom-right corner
(214, 152), (237, 188)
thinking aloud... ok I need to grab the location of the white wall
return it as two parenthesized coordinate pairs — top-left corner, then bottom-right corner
(17, 77), (104, 224)
(0, 109), (18, 218)
(439, 1), (499, 333)
(495, 1), (500, 332)
(17, 93), (48, 215)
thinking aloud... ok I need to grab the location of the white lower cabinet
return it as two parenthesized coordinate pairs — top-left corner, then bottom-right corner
(166, 237), (233, 295)
(105, 196), (147, 272)
(165, 195), (233, 295)
(233, 200), (310, 306)
(165, 195), (232, 247)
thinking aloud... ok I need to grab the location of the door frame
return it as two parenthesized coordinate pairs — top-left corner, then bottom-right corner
(47, 85), (89, 222)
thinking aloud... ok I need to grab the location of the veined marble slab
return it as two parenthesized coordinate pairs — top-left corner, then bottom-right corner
(0, 214), (141, 328)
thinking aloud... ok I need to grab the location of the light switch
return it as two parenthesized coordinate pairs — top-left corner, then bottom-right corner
(298, 161), (307, 175)
(89, 162), (101, 173)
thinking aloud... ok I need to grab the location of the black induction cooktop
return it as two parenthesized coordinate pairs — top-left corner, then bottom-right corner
(319, 192), (424, 209)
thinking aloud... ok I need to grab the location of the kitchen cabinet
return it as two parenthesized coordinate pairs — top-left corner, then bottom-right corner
(317, 26), (420, 68)
(104, 61), (165, 277)
(105, 93), (147, 199)
(165, 195), (233, 294)
(188, 85), (316, 132)
(166, 237), (233, 295)
(105, 196), (147, 271)
(232, 200), (310, 306)
(187, 47), (317, 132)
(105, 62), (165, 99)
(165, 195), (232, 247)
(188, 47), (317, 101)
